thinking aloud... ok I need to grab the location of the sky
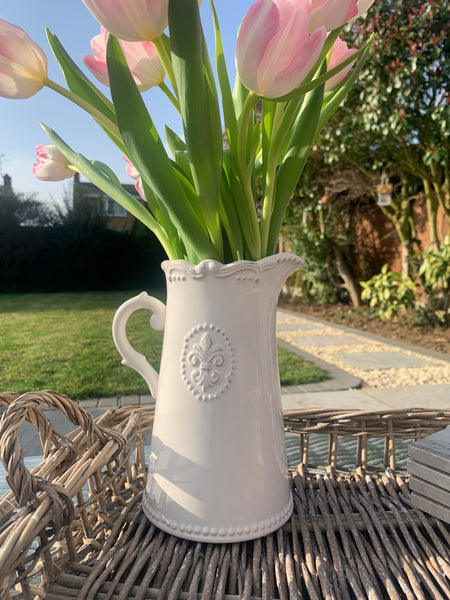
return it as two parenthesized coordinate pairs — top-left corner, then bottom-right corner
(0, 1), (254, 207)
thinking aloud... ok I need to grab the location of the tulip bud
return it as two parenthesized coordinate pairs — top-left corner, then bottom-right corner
(236, 0), (326, 99)
(325, 37), (356, 92)
(0, 19), (48, 99)
(33, 145), (74, 181)
(84, 27), (165, 92)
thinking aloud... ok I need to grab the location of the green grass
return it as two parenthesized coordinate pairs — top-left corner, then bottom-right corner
(0, 291), (326, 399)
(276, 345), (325, 386)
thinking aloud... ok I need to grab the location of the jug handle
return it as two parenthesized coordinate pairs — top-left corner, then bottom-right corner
(112, 292), (166, 398)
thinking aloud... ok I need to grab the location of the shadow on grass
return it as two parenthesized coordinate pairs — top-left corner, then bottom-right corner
(0, 289), (167, 313)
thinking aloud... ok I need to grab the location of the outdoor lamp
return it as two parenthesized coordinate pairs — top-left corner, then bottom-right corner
(377, 181), (393, 206)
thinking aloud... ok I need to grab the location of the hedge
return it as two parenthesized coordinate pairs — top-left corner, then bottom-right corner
(0, 224), (167, 292)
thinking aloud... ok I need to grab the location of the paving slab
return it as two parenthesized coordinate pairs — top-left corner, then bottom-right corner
(78, 398), (98, 409)
(293, 334), (365, 347)
(120, 395), (141, 406)
(279, 308), (450, 364)
(282, 389), (386, 410)
(98, 396), (120, 408)
(276, 322), (321, 331)
(363, 384), (450, 409)
(277, 338), (363, 391)
(283, 383), (450, 411)
(339, 351), (440, 371)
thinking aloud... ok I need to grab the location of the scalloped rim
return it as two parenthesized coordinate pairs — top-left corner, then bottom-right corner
(162, 253), (305, 281)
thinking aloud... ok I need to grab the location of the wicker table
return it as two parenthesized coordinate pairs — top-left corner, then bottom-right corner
(1, 391), (450, 600)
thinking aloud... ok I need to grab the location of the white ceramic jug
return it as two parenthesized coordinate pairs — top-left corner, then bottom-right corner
(112, 253), (304, 542)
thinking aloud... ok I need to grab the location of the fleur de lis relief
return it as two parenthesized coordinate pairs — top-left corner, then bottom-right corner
(181, 324), (234, 401)
(188, 333), (224, 392)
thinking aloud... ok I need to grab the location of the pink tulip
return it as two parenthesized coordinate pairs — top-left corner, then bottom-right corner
(309, 0), (358, 32)
(236, 0), (327, 99)
(33, 145), (74, 181)
(84, 27), (165, 92)
(81, 0), (170, 42)
(0, 19), (48, 99)
(124, 155), (147, 201)
(325, 37), (356, 91)
(82, 0), (203, 42)
(356, 0), (376, 18)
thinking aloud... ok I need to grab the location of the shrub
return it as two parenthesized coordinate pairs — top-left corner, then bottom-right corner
(284, 227), (349, 305)
(360, 264), (416, 320)
(415, 237), (450, 325)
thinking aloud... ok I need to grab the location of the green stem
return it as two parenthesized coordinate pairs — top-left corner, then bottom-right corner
(260, 157), (277, 256)
(272, 101), (286, 134)
(260, 102), (294, 255)
(272, 99), (301, 161)
(236, 91), (261, 258)
(159, 81), (181, 113)
(237, 92), (257, 174)
(153, 37), (178, 97)
(44, 78), (122, 141)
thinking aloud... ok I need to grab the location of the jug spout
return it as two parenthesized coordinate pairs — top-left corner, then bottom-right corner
(258, 253), (306, 296)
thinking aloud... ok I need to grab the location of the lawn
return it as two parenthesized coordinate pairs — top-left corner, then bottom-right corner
(0, 291), (326, 399)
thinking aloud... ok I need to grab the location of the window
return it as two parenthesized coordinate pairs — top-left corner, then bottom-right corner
(97, 195), (127, 217)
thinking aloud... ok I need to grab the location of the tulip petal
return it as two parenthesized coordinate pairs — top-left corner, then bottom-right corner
(121, 41), (164, 89)
(0, 19), (47, 98)
(309, 0), (358, 32)
(357, 0), (376, 17)
(33, 145), (74, 181)
(236, 0), (280, 95)
(325, 37), (356, 91)
(124, 154), (147, 201)
(83, 26), (164, 91)
(256, 1), (310, 93)
(266, 26), (326, 98)
(82, 0), (169, 41)
(83, 54), (110, 87)
(90, 31), (107, 61)
(237, 0), (329, 98)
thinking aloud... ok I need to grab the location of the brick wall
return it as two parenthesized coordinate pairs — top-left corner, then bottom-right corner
(353, 196), (449, 273)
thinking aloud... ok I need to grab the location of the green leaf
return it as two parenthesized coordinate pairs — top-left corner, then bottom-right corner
(41, 124), (176, 252)
(171, 161), (204, 218)
(164, 125), (187, 156)
(233, 74), (250, 123)
(267, 80), (325, 254)
(261, 101), (276, 173)
(46, 29), (125, 153)
(315, 37), (373, 139)
(106, 34), (219, 263)
(219, 151), (244, 260)
(140, 180), (186, 259)
(223, 152), (260, 260)
(209, 0), (238, 149)
(90, 161), (123, 186)
(169, 0), (223, 254)
(173, 151), (193, 182)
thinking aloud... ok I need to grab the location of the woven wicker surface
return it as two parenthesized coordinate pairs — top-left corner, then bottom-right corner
(1, 391), (450, 600)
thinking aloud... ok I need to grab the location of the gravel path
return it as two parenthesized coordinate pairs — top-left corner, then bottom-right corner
(277, 312), (450, 388)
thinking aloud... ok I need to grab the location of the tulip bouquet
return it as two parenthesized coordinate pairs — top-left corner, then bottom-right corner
(0, 0), (374, 264)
